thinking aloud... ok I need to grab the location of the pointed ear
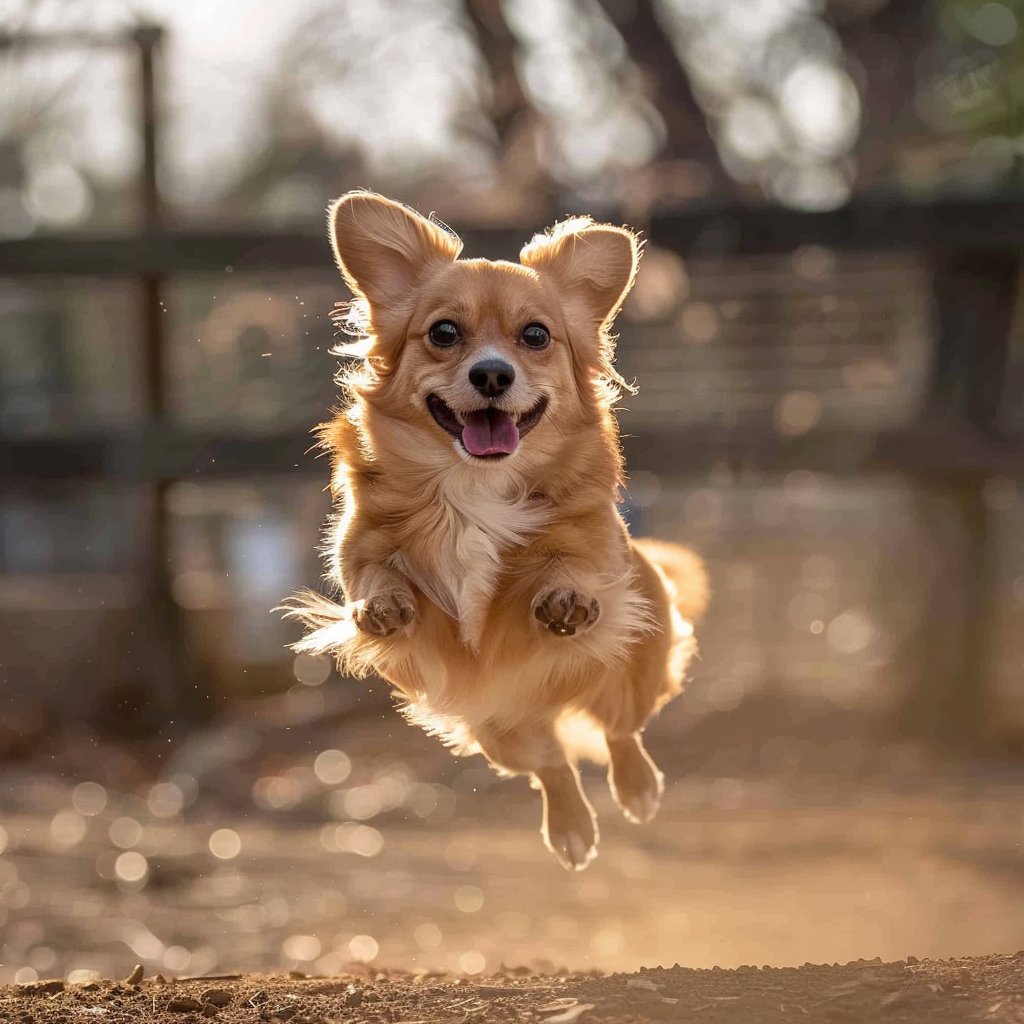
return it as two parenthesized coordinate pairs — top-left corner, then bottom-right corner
(519, 217), (641, 331)
(329, 192), (463, 339)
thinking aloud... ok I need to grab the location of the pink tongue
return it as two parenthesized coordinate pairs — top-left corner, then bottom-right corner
(462, 408), (520, 456)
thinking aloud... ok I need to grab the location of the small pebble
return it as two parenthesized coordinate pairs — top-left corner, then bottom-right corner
(201, 989), (232, 1007)
(626, 979), (659, 992)
(167, 997), (203, 1013)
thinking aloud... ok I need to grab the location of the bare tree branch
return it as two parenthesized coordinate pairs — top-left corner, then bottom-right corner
(461, 0), (529, 149)
(592, 0), (717, 167)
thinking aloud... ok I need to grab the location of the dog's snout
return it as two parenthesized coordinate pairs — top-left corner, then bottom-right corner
(468, 358), (516, 398)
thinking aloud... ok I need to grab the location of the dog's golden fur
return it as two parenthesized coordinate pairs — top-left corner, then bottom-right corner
(285, 192), (707, 870)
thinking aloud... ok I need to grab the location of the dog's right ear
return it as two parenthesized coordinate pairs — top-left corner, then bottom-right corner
(329, 193), (463, 343)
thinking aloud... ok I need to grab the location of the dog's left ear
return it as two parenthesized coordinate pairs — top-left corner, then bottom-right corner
(519, 217), (640, 333)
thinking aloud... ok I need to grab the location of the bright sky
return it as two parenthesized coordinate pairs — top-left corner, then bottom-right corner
(0, 0), (479, 208)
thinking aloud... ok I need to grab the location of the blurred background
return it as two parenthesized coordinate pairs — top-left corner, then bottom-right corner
(1, 0), (1024, 988)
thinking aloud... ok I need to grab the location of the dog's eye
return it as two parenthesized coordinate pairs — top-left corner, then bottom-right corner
(428, 320), (461, 348)
(521, 323), (551, 350)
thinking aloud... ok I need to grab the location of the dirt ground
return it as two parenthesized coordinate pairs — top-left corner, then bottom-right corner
(4, 691), (1024, 1020)
(5, 954), (1024, 1023)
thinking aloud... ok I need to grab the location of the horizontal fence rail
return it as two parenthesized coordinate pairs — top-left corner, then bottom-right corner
(3, 197), (1024, 278)
(2, 425), (1022, 484)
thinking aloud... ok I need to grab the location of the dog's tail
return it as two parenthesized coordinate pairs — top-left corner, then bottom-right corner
(631, 538), (709, 625)
(277, 591), (359, 655)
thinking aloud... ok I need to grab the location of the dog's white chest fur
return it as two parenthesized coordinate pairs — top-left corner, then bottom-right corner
(393, 473), (547, 649)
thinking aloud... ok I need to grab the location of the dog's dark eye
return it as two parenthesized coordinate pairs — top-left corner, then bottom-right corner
(428, 320), (460, 348)
(521, 323), (551, 350)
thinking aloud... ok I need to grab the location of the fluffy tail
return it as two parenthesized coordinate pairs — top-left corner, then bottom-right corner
(631, 538), (709, 625)
(277, 591), (359, 655)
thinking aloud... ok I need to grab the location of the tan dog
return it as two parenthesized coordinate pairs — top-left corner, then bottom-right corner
(286, 192), (707, 870)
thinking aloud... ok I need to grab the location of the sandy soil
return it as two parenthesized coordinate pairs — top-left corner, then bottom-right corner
(4, 697), (1024, 1014)
(5, 707), (1024, 981)
(5, 954), (1024, 1023)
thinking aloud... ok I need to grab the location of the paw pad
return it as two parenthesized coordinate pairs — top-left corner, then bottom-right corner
(354, 593), (415, 637)
(534, 588), (600, 637)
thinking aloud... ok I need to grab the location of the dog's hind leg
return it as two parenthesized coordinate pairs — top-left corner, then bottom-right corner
(582, 627), (673, 825)
(475, 722), (598, 871)
(535, 762), (599, 871)
(587, 541), (697, 824)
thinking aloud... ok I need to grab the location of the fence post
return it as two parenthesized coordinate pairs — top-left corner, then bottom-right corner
(897, 250), (1019, 747)
(130, 25), (203, 723)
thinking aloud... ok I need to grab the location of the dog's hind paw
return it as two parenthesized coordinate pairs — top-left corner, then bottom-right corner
(353, 592), (416, 637)
(544, 822), (598, 872)
(534, 588), (600, 637)
(615, 784), (661, 825)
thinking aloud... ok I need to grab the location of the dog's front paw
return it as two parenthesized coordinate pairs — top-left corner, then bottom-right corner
(534, 588), (600, 637)
(353, 592), (416, 637)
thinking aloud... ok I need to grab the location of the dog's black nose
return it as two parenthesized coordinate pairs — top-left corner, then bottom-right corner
(468, 358), (515, 398)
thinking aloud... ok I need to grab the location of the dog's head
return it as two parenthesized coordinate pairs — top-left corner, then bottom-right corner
(330, 192), (639, 467)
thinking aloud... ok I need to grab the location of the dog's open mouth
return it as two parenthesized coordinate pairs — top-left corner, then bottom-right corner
(427, 394), (548, 459)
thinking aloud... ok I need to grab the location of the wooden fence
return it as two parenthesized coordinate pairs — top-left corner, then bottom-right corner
(0, 27), (1021, 741)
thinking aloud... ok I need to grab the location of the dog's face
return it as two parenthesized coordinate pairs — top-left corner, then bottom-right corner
(330, 193), (639, 467)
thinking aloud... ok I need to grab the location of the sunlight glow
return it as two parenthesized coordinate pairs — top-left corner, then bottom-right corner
(658, 0), (860, 208)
